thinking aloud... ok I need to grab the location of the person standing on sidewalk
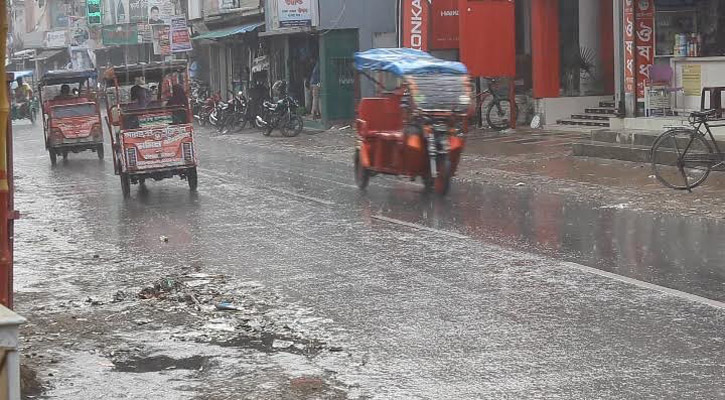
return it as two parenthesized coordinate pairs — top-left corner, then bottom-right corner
(310, 61), (321, 120)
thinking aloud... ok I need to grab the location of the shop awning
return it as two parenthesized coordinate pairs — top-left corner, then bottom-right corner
(193, 21), (264, 40)
(32, 49), (65, 61)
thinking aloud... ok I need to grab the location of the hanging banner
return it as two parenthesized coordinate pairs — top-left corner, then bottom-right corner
(623, 0), (635, 95)
(170, 16), (192, 53)
(148, 0), (174, 25)
(635, 0), (654, 100)
(252, 55), (269, 73)
(278, 0), (314, 27)
(68, 17), (91, 47)
(430, 0), (459, 50)
(130, 0), (149, 23)
(137, 23), (154, 43)
(153, 24), (171, 55)
(109, 0), (130, 25)
(401, 0), (430, 51)
(102, 24), (140, 46)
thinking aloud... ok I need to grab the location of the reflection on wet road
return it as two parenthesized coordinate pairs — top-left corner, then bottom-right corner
(11, 121), (725, 398)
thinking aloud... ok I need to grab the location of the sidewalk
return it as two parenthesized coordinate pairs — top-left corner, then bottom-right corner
(238, 126), (725, 219)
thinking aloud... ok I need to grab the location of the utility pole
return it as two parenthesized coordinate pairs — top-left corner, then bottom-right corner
(0, 0), (15, 309)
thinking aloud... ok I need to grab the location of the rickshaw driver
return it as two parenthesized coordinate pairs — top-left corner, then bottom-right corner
(14, 76), (33, 113)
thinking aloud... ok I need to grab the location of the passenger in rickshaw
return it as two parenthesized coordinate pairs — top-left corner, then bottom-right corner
(129, 78), (150, 108)
(166, 84), (188, 125)
(54, 84), (73, 100)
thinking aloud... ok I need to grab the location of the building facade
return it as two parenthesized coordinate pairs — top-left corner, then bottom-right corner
(262, 0), (396, 123)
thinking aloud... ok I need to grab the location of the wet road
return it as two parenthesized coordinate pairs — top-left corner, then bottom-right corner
(11, 121), (725, 398)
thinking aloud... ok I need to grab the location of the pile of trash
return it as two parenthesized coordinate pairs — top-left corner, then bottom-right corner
(138, 277), (188, 300)
(130, 272), (340, 357)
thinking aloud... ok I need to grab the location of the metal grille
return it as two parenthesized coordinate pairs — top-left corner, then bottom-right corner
(126, 148), (137, 168)
(183, 142), (194, 163)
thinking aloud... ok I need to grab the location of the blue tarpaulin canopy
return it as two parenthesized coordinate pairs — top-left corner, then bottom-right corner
(193, 21), (265, 40)
(10, 70), (34, 80)
(354, 48), (468, 76)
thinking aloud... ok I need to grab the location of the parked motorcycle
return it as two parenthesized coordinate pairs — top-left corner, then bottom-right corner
(196, 92), (221, 127)
(217, 91), (249, 134)
(256, 95), (304, 137)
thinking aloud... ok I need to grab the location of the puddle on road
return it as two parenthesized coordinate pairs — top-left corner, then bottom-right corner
(212, 332), (324, 357)
(368, 180), (725, 302)
(113, 355), (210, 373)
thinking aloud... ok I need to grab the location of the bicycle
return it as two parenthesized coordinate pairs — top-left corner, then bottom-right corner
(471, 78), (516, 131)
(650, 109), (725, 191)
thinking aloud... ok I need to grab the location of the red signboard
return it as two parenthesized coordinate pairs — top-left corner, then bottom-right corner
(635, 0), (654, 100)
(459, 0), (515, 77)
(430, 0), (459, 50)
(401, 0), (430, 51)
(623, 0), (635, 95)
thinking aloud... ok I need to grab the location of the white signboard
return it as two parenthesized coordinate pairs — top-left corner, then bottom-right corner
(69, 47), (95, 70)
(278, 0), (313, 28)
(45, 30), (68, 48)
(251, 55), (269, 73)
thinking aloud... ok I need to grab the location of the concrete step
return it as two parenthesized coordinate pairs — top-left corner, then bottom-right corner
(590, 129), (725, 149)
(571, 114), (610, 121)
(572, 141), (652, 163)
(557, 118), (610, 128)
(590, 130), (660, 147)
(543, 124), (599, 134)
(301, 117), (328, 131)
(600, 101), (616, 108)
(585, 107), (618, 116)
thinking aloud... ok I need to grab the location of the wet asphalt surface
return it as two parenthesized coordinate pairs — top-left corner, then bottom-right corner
(10, 120), (725, 399)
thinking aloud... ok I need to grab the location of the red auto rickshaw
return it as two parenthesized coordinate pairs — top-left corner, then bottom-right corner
(103, 61), (197, 197)
(353, 48), (472, 195)
(39, 69), (104, 165)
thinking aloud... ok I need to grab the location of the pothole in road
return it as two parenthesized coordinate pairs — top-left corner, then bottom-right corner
(113, 355), (210, 373)
(211, 332), (325, 357)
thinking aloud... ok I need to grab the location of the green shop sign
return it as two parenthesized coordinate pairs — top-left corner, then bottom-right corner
(102, 24), (139, 46)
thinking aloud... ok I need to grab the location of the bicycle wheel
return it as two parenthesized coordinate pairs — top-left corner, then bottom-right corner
(651, 128), (713, 190)
(486, 100), (517, 131)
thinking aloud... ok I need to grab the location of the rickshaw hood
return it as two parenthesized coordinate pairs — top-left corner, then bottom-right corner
(354, 48), (468, 76)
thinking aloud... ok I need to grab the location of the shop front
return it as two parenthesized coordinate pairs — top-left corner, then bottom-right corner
(192, 21), (265, 99)
(653, 0), (725, 112)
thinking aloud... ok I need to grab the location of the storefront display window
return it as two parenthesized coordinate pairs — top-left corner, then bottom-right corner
(655, 0), (725, 57)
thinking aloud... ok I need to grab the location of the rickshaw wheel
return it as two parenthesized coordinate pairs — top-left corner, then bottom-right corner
(49, 151), (57, 166)
(354, 150), (369, 190)
(29, 108), (36, 125)
(424, 156), (452, 195)
(434, 157), (452, 195)
(62, 151), (68, 161)
(97, 145), (104, 160)
(120, 173), (131, 198)
(187, 168), (198, 191)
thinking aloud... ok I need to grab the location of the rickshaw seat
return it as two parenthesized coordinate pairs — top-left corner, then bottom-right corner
(44, 97), (92, 109)
(357, 97), (403, 139)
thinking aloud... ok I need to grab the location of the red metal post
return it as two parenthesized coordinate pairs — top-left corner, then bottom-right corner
(531, 0), (560, 99)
